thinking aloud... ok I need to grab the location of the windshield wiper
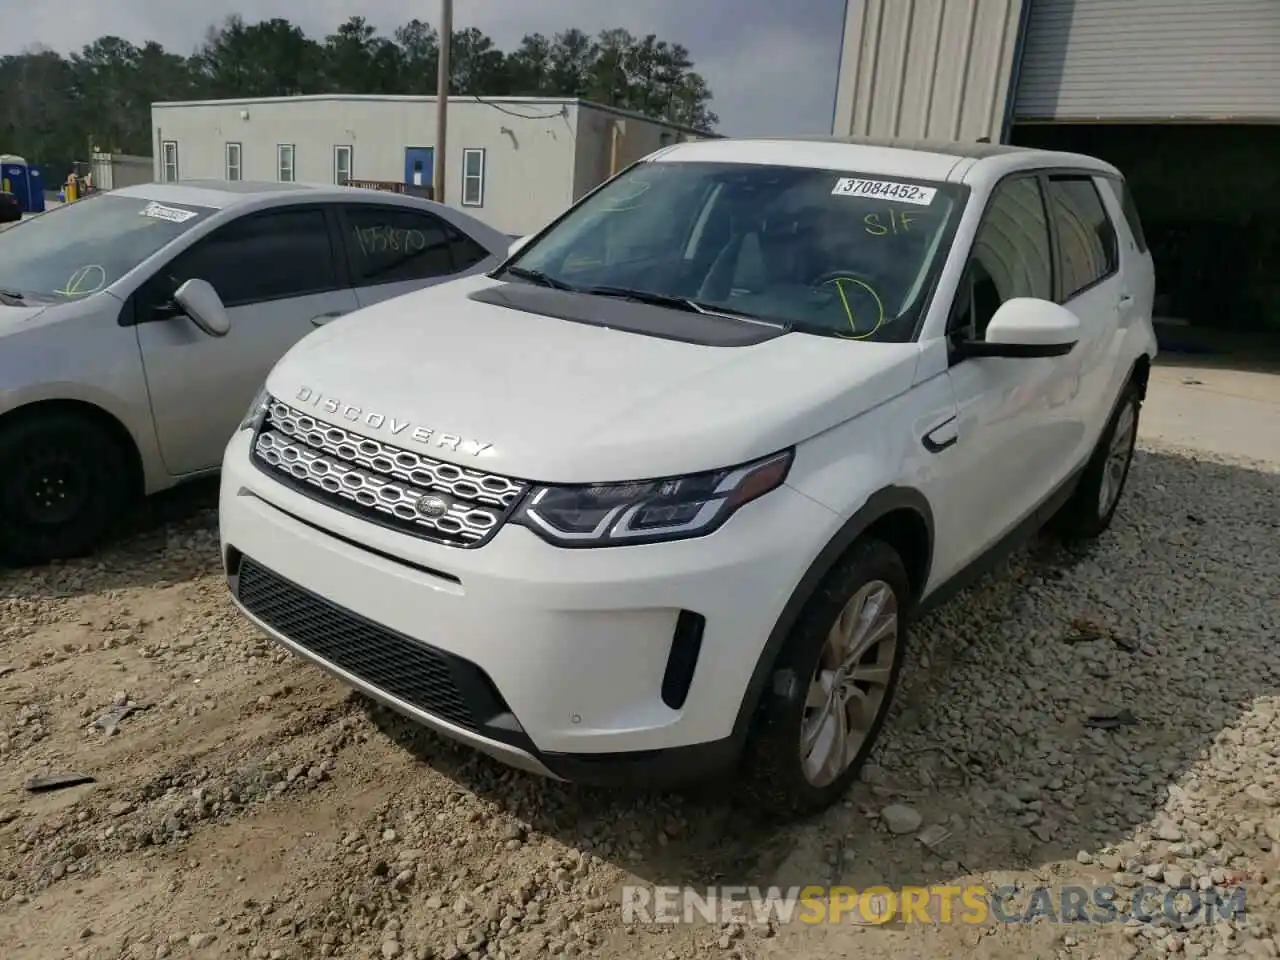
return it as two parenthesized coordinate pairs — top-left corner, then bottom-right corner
(0, 287), (25, 304)
(501, 266), (577, 291)
(581, 286), (784, 326)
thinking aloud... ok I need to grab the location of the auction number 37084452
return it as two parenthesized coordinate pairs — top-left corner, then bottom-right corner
(831, 177), (937, 207)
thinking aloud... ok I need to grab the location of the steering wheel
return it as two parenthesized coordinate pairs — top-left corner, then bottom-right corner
(809, 270), (887, 339)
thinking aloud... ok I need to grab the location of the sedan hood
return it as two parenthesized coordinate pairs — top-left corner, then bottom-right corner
(268, 276), (922, 482)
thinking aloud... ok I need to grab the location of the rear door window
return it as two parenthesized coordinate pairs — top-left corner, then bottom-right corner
(1044, 176), (1119, 301)
(342, 205), (458, 286)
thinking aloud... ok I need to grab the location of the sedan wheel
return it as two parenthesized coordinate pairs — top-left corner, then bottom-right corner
(0, 413), (130, 565)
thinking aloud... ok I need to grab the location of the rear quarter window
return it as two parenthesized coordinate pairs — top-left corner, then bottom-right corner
(1103, 177), (1149, 254)
(1117, 179), (1149, 253)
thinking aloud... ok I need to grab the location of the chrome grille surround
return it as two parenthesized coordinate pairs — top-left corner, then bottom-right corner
(252, 399), (527, 546)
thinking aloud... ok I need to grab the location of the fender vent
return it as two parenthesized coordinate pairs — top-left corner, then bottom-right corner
(661, 611), (706, 710)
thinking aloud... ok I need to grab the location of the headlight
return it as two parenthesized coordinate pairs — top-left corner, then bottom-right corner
(513, 450), (792, 547)
(239, 387), (270, 432)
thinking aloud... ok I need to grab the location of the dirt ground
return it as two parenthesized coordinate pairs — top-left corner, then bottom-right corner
(2, 366), (1279, 960)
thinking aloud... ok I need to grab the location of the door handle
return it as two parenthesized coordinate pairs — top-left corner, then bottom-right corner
(1118, 294), (1134, 308)
(310, 311), (347, 327)
(922, 416), (959, 454)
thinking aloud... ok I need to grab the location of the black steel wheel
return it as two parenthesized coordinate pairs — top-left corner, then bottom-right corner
(0, 411), (131, 565)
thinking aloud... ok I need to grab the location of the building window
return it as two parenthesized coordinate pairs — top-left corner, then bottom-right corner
(225, 142), (242, 181)
(161, 141), (179, 182)
(461, 148), (485, 206)
(334, 145), (353, 185)
(277, 144), (296, 183)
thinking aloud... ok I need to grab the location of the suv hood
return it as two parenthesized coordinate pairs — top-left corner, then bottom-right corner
(0, 301), (51, 332)
(267, 277), (923, 483)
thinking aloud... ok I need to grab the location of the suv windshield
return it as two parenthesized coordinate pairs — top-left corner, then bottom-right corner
(505, 160), (966, 341)
(0, 193), (214, 302)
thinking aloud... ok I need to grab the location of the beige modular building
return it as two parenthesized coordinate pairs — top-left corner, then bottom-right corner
(833, 0), (1280, 333)
(151, 95), (712, 236)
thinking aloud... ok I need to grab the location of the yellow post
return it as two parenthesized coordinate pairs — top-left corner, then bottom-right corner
(64, 174), (77, 202)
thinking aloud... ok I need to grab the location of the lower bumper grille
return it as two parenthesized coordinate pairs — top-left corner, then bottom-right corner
(235, 557), (477, 730)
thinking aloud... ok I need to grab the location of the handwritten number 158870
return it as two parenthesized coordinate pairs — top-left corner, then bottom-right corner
(355, 225), (428, 257)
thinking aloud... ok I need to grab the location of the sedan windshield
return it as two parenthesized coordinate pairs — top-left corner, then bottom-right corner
(504, 160), (966, 341)
(0, 194), (214, 302)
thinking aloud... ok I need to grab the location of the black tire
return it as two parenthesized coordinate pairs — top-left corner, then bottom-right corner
(742, 536), (909, 818)
(1050, 379), (1142, 541)
(0, 412), (132, 566)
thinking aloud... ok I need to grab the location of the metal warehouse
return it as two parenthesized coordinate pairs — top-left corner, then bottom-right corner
(834, 0), (1280, 333)
(150, 95), (709, 236)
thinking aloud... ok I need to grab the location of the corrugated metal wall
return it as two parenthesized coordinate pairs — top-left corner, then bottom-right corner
(832, 0), (1027, 141)
(1015, 0), (1280, 121)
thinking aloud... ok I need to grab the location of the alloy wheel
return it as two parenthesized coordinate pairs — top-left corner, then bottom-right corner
(799, 579), (899, 788)
(1098, 399), (1137, 518)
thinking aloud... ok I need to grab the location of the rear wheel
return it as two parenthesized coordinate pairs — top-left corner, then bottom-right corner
(0, 412), (131, 565)
(742, 537), (908, 817)
(1051, 380), (1142, 540)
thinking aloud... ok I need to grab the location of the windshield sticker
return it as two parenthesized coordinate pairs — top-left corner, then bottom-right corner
(139, 201), (199, 224)
(832, 178), (936, 206)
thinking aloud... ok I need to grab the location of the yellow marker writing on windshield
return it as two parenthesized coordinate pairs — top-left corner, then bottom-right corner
(864, 208), (917, 236)
(55, 265), (107, 297)
(823, 276), (886, 340)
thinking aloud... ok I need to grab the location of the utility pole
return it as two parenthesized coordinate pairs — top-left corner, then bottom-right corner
(434, 0), (452, 204)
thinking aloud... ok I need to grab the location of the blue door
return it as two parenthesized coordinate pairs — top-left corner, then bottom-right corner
(404, 148), (434, 189)
(26, 169), (44, 212)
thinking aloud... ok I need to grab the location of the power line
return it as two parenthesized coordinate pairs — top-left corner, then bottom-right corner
(468, 96), (566, 120)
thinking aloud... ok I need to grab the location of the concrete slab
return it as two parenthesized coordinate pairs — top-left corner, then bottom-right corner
(1140, 357), (1280, 462)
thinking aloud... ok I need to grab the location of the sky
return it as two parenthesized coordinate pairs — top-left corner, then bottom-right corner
(1, 0), (850, 137)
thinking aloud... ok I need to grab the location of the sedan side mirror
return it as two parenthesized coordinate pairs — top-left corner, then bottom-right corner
(174, 278), (231, 337)
(957, 297), (1080, 359)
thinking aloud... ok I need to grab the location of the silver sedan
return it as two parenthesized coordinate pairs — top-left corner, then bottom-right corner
(0, 180), (510, 565)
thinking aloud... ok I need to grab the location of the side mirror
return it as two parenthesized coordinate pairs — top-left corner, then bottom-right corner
(174, 278), (230, 338)
(958, 298), (1079, 359)
(507, 235), (531, 258)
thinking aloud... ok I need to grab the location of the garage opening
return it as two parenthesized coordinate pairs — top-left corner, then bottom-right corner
(1010, 124), (1280, 340)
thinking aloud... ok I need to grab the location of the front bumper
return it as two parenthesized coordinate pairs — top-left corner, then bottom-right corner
(219, 431), (839, 785)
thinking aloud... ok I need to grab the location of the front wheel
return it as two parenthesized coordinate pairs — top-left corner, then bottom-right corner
(1051, 380), (1142, 540)
(742, 537), (909, 817)
(0, 412), (131, 565)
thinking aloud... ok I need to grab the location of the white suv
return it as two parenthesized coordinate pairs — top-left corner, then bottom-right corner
(219, 137), (1156, 815)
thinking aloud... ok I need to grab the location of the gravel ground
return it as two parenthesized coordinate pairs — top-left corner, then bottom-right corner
(1, 437), (1277, 960)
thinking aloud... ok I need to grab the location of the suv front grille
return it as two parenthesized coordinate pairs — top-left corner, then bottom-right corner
(253, 400), (527, 547)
